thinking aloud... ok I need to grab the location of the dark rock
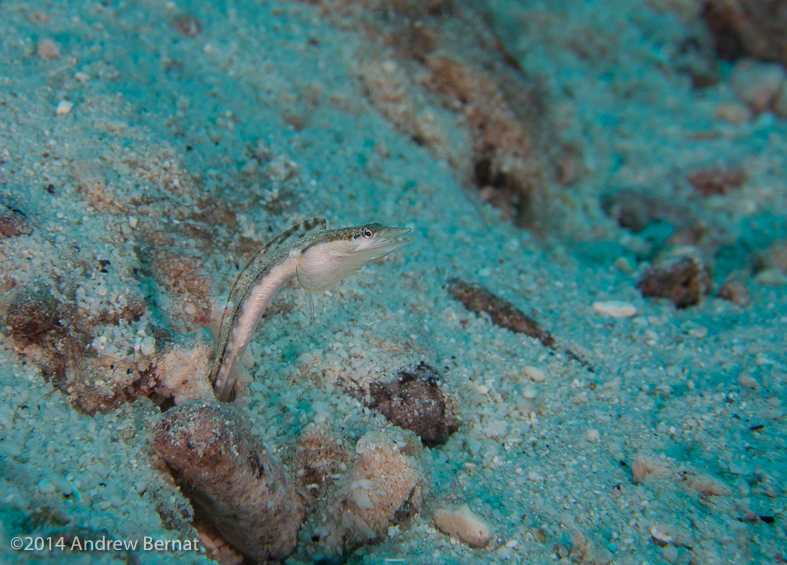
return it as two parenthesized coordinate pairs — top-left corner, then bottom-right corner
(637, 251), (712, 308)
(171, 14), (201, 37)
(151, 401), (305, 562)
(447, 278), (594, 369)
(0, 205), (34, 238)
(5, 280), (60, 340)
(366, 362), (459, 448)
(701, 0), (787, 65)
(446, 278), (554, 347)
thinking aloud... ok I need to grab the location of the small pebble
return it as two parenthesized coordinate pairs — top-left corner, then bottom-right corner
(717, 279), (749, 306)
(523, 366), (546, 382)
(140, 336), (156, 356)
(37, 38), (60, 59)
(593, 300), (637, 318)
(738, 374), (759, 390)
(714, 102), (752, 124)
(521, 385), (537, 399)
(687, 326), (707, 338)
(37, 479), (56, 494)
(729, 59), (786, 113)
(662, 544), (679, 563)
(755, 268), (787, 287)
(56, 100), (74, 116)
(614, 256), (635, 274)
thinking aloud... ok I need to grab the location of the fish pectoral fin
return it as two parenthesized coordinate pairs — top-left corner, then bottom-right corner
(296, 266), (318, 326)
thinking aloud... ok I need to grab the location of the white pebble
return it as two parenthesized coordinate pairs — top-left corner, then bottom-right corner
(433, 505), (493, 548)
(140, 336), (156, 356)
(523, 366), (546, 382)
(593, 300), (637, 318)
(738, 374), (759, 390)
(56, 100), (74, 116)
(687, 326), (707, 338)
(37, 479), (56, 494)
(129, 216), (138, 228)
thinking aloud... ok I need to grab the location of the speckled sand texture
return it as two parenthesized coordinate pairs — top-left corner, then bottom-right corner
(1, 0), (786, 564)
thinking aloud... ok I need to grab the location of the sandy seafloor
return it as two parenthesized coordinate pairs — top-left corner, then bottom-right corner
(1, 0), (786, 564)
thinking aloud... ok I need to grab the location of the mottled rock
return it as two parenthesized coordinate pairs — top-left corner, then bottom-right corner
(0, 204), (34, 238)
(340, 430), (426, 545)
(685, 472), (732, 496)
(447, 278), (554, 346)
(717, 278), (750, 305)
(5, 281), (60, 339)
(151, 401), (305, 562)
(686, 166), (746, 196)
(701, 0), (787, 66)
(366, 362), (460, 447)
(637, 249), (712, 308)
(171, 14), (201, 37)
(631, 455), (672, 484)
(729, 59), (786, 113)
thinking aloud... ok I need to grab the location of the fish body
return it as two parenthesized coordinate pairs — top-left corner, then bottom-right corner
(211, 219), (413, 401)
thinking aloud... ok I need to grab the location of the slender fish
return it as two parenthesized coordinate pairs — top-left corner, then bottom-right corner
(210, 218), (413, 401)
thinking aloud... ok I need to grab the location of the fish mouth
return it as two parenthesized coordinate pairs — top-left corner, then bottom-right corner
(374, 227), (414, 252)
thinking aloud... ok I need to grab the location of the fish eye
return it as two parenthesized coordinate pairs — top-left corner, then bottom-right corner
(362, 227), (374, 238)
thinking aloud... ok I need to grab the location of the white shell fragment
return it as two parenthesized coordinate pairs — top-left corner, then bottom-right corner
(433, 504), (493, 548)
(593, 300), (637, 318)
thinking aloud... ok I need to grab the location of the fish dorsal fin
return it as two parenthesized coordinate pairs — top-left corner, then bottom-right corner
(261, 217), (327, 254)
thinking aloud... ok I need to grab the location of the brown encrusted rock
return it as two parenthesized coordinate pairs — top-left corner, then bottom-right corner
(701, 0), (787, 66)
(5, 280), (61, 339)
(637, 249), (712, 308)
(0, 204), (34, 238)
(686, 166), (747, 196)
(366, 362), (459, 448)
(447, 277), (593, 369)
(151, 401), (305, 562)
(717, 278), (750, 305)
(447, 278), (554, 347)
